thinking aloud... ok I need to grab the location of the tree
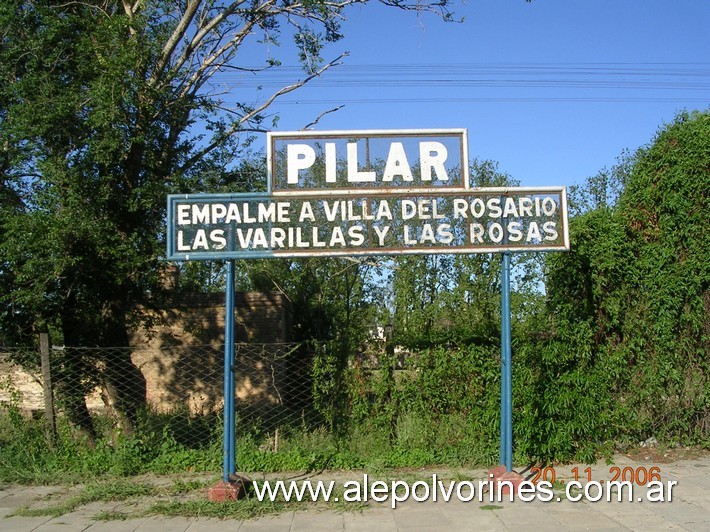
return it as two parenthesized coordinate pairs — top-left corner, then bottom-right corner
(389, 158), (536, 347)
(544, 110), (709, 445)
(614, 110), (709, 439)
(0, 0), (458, 439)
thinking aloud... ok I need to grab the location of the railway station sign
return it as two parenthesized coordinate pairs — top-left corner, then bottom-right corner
(267, 129), (469, 193)
(165, 128), (570, 483)
(167, 129), (569, 260)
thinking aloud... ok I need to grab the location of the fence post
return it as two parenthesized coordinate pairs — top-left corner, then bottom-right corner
(39, 332), (57, 443)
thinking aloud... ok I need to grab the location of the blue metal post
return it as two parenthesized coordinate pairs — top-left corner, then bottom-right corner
(501, 252), (513, 471)
(223, 260), (236, 481)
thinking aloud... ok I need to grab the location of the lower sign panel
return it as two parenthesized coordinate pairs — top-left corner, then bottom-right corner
(166, 188), (569, 260)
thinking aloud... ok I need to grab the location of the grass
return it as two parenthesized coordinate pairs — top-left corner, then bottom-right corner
(0, 404), (502, 486)
(5, 464), (505, 521)
(8, 474), (371, 521)
(93, 510), (131, 521)
(10, 480), (158, 518)
(148, 499), (297, 520)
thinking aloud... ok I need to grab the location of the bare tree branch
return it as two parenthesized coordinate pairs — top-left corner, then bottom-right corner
(149, 0), (203, 85)
(177, 51), (349, 174)
(177, 17), (261, 99)
(301, 105), (345, 130)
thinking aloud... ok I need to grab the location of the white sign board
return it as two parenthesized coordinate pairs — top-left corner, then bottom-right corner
(167, 129), (569, 260)
(267, 129), (469, 193)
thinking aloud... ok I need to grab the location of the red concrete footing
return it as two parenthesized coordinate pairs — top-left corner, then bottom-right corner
(488, 465), (526, 496)
(488, 465), (507, 479)
(208, 475), (252, 502)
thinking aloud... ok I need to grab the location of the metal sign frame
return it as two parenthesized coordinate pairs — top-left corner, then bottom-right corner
(166, 187), (569, 260)
(267, 128), (470, 194)
(165, 128), (569, 482)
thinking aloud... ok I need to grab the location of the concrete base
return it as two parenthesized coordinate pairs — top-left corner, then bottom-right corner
(488, 465), (525, 496)
(208, 475), (252, 502)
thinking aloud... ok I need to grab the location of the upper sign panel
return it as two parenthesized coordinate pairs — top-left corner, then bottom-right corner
(267, 129), (469, 194)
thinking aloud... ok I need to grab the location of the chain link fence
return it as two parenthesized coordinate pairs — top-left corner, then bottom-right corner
(0, 342), (317, 436)
(1, 339), (504, 481)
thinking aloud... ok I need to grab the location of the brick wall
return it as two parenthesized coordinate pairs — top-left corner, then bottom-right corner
(129, 291), (293, 413)
(2, 292), (294, 415)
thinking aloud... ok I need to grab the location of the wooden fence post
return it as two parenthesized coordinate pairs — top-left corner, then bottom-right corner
(39, 332), (57, 443)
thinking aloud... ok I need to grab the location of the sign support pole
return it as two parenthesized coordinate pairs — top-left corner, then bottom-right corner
(500, 251), (513, 472)
(223, 259), (236, 482)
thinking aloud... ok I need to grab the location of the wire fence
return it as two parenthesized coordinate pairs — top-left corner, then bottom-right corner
(0, 338), (506, 480)
(3, 329), (707, 479)
(0, 342), (319, 438)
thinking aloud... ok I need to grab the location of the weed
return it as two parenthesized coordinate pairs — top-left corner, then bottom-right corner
(147, 499), (295, 520)
(9, 481), (157, 518)
(93, 510), (130, 521)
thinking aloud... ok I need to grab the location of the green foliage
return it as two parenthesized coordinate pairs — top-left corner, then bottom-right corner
(0, 0), (457, 440)
(514, 337), (615, 464)
(543, 109), (710, 451)
(1, 3), (706, 476)
(390, 159), (529, 347)
(0, 404), (222, 483)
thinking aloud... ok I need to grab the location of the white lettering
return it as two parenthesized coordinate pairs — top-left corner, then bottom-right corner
(373, 225), (390, 246)
(518, 197), (533, 218)
(487, 198), (502, 218)
(252, 228), (268, 248)
(541, 197), (557, 216)
(349, 225), (365, 246)
(177, 205), (190, 225)
(225, 203), (241, 224)
(420, 223), (436, 243)
(257, 202), (276, 222)
(325, 143), (337, 183)
(401, 200), (417, 220)
(299, 202), (315, 222)
(376, 200), (393, 220)
(193, 229), (209, 249)
(192, 204), (209, 224)
(419, 142), (448, 181)
(489, 223), (504, 243)
(236, 228), (252, 248)
(323, 201), (340, 222)
(508, 221), (523, 242)
(437, 223), (453, 244)
(471, 198), (486, 218)
(403, 225), (417, 245)
(502, 197), (519, 218)
(210, 229), (226, 249)
(543, 221), (558, 241)
(287, 144), (316, 184)
(177, 230), (190, 251)
(382, 142), (413, 182)
(312, 227), (326, 247)
(271, 228), (286, 248)
(347, 142), (376, 182)
(453, 199), (468, 219)
(526, 222), (542, 242)
(211, 203), (227, 221)
(470, 223), (485, 243)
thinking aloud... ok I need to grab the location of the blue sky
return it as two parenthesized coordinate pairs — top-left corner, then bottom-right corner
(224, 1), (709, 189)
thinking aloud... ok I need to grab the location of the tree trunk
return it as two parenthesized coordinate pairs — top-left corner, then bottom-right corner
(59, 295), (148, 439)
(99, 300), (147, 437)
(58, 306), (98, 444)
